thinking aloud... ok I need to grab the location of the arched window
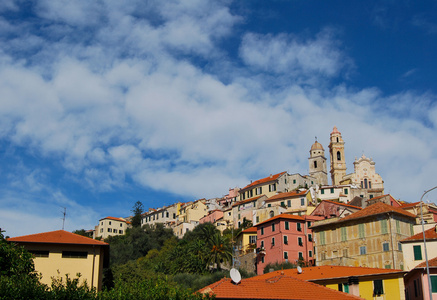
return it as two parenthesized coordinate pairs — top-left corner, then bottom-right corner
(314, 161), (317, 168)
(336, 137), (339, 143)
(269, 211), (274, 218)
(337, 151), (341, 161)
(364, 178), (368, 189)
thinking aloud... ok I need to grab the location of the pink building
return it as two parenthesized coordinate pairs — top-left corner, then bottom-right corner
(254, 213), (322, 275)
(199, 209), (224, 224)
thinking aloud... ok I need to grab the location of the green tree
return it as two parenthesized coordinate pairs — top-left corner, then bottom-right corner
(131, 201), (144, 228)
(206, 233), (232, 271)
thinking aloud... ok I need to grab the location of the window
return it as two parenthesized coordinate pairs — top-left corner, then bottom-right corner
(398, 243), (402, 252)
(269, 183), (277, 192)
(381, 219), (388, 234)
(308, 234), (313, 242)
(431, 276), (437, 293)
(287, 200), (291, 207)
(414, 279), (418, 297)
(113, 229), (118, 234)
(330, 188), (334, 194)
(297, 223), (302, 231)
(260, 241), (264, 248)
(298, 252), (303, 260)
(256, 187), (262, 195)
(101, 222), (103, 225)
(359, 224), (365, 238)
(360, 246), (367, 255)
(271, 237), (275, 246)
(62, 251), (87, 259)
(293, 179), (296, 184)
(307, 221), (311, 227)
(369, 181), (372, 189)
(341, 227), (347, 241)
(272, 223), (275, 232)
(248, 190), (253, 198)
(261, 256), (265, 263)
(414, 245), (422, 260)
(284, 252), (288, 259)
(337, 151), (341, 161)
(100, 228), (103, 233)
(314, 161), (317, 168)
(120, 223), (123, 227)
(281, 201), (285, 207)
(119, 230), (123, 234)
(396, 219), (400, 234)
(261, 227), (264, 235)
(321, 252), (326, 260)
(343, 248), (348, 257)
(344, 188), (348, 195)
(383, 242), (389, 252)
(256, 216), (259, 223)
(285, 221), (289, 230)
(108, 228), (112, 232)
(321, 189), (325, 194)
(298, 237), (303, 246)
(385, 265), (391, 269)
(373, 279), (384, 296)
(364, 178), (368, 189)
(109, 221), (111, 225)
(301, 198), (305, 206)
(29, 250), (49, 257)
(309, 250), (313, 257)
(250, 236), (257, 244)
(320, 232), (326, 245)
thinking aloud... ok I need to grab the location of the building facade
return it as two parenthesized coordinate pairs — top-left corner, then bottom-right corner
(94, 216), (130, 240)
(308, 140), (328, 186)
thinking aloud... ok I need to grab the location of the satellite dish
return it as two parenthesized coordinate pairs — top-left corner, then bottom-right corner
(297, 266), (302, 274)
(230, 268), (241, 284)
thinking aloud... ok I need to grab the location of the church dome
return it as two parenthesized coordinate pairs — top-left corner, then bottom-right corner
(311, 141), (324, 151)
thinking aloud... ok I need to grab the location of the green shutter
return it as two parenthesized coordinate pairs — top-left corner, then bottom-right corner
(320, 231), (326, 245)
(381, 219), (388, 234)
(431, 276), (437, 293)
(341, 227), (347, 241)
(396, 219), (400, 234)
(359, 224), (365, 238)
(414, 245), (422, 260)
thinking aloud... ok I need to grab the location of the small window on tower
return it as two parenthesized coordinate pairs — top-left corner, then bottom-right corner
(314, 161), (317, 168)
(337, 151), (341, 161)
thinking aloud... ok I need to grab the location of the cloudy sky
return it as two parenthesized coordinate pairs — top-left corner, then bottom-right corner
(1, 0), (437, 237)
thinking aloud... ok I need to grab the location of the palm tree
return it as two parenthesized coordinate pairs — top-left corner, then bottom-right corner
(206, 233), (232, 271)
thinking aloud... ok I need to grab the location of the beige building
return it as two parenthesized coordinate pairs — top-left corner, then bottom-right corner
(232, 195), (268, 228)
(263, 190), (313, 216)
(312, 202), (415, 270)
(142, 202), (180, 228)
(239, 172), (289, 201)
(94, 216), (130, 240)
(178, 199), (208, 223)
(8, 230), (109, 290)
(318, 184), (355, 203)
(400, 225), (437, 271)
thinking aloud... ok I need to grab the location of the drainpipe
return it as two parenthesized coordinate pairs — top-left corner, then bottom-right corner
(387, 213), (396, 269)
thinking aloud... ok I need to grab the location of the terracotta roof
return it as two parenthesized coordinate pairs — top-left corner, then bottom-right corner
(310, 141), (324, 151)
(266, 190), (307, 202)
(254, 266), (404, 281)
(255, 213), (305, 227)
(401, 226), (437, 242)
(8, 230), (108, 246)
(415, 256), (437, 268)
(241, 172), (287, 190)
(322, 200), (362, 210)
(339, 202), (415, 222)
(331, 126), (341, 135)
(199, 276), (363, 299)
(242, 227), (257, 233)
(99, 216), (127, 222)
(232, 195), (265, 207)
(400, 201), (421, 209)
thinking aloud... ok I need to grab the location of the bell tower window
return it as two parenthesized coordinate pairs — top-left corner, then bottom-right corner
(314, 161), (317, 168)
(337, 151), (341, 161)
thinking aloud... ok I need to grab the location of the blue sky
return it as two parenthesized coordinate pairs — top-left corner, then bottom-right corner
(1, 0), (437, 237)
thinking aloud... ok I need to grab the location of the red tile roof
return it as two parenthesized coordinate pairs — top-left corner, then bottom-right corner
(199, 275), (363, 299)
(255, 213), (305, 227)
(401, 226), (437, 242)
(242, 227), (257, 234)
(100, 216), (127, 222)
(266, 190), (307, 202)
(415, 256), (437, 268)
(400, 201), (421, 209)
(8, 230), (108, 246)
(254, 265), (404, 281)
(232, 195), (265, 207)
(339, 202), (415, 222)
(322, 200), (362, 210)
(241, 172), (287, 190)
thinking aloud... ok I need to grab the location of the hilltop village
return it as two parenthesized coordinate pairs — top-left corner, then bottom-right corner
(9, 127), (437, 299)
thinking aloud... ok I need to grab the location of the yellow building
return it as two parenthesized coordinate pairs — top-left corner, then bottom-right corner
(255, 266), (406, 300)
(239, 172), (288, 201)
(8, 230), (109, 291)
(312, 202), (415, 270)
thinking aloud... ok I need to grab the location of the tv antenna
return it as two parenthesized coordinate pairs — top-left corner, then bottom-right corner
(230, 268), (241, 284)
(61, 207), (66, 230)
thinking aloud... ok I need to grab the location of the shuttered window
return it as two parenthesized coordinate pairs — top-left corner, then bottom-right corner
(381, 219), (388, 234)
(341, 227), (347, 241)
(414, 245), (422, 260)
(359, 224), (365, 238)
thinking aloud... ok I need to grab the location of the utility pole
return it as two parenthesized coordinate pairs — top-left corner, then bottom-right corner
(61, 207), (66, 230)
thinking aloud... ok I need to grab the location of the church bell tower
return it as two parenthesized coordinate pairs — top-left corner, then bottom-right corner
(308, 138), (328, 186)
(329, 126), (347, 185)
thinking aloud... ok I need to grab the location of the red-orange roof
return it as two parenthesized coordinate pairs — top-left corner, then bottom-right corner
(232, 195), (265, 207)
(254, 265), (404, 281)
(255, 213), (305, 227)
(266, 190), (307, 202)
(241, 172), (287, 190)
(8, 230), (108, 246)
(99, 216), (127, 222)
(199, 276), (363, 299)
(415, 256), (437, 268)
(400, 201), (421, 209)
(339, 202), (415, 222)
(242, 227), (257, 233)
(322, 200), (362, 210)
(401, 226), (437, 242)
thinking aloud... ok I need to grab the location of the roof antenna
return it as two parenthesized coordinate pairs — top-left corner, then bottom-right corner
(61, 207), (66, 230)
